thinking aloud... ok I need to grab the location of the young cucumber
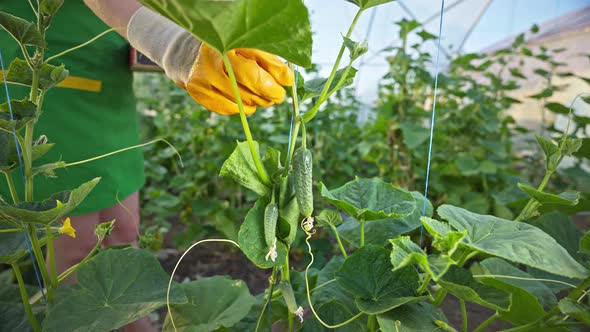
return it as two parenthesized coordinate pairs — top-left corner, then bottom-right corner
(293, 148), (313, 217)
(264, 201), (279, 247)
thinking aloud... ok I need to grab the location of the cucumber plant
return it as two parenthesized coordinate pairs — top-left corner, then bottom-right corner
(140, 0), (590, 331)
(1, 0), (589, 332)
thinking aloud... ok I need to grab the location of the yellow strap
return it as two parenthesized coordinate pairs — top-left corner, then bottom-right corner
(56, 76), (102, 92)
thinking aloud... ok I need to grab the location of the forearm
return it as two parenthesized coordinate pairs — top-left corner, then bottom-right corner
(83, 0), (141, 38)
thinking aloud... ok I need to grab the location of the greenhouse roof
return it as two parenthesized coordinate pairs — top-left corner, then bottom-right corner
(304, 0), (590, 103)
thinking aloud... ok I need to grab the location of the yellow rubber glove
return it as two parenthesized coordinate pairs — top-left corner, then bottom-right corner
(127, 7), (294, 115)
(182, 45), (294, 115)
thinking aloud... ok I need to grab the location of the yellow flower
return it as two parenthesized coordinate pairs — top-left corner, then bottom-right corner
(59, 218), (76, 238)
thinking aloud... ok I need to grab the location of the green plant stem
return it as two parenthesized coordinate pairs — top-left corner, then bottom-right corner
(286, 63), (301, 169)
(417, 275), (432, 295)
(57, 237), (102, 283)
(221, 54), (270, 185)
(45, 27), (120, 63)
(12, 262), (41, 332)
(360, 221), (365, 247)
(3, 171), (19, 203)
(24, 127), (34, 202)
(63, 138), (183, 167)
(300, 119), (307, 150)
(302, 8), (363, 123)
(367, 315), (377, 332)
(26, 224), (51, 300)
(473, 313), (498, 332)
(329, 225), (347, 259)
(256, 267), (278, 332)
(432, 289), (448, 306)
(282, 260), (294, 332)
(460, 299), (468, 332)
(46, 224), (58, 289)
(0, 228), (23, 233)
(550, 321), (587, 328)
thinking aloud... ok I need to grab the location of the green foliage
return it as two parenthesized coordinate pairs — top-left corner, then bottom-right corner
(297, 68), (358, 102)
(0, 178), (99, 225)
(336, 245), (421, 314)
(220, 141), (273, 196)
(164, 276), (256, 331)
(2, 0), (584, 331)
(139, 0), (312, 67)
(339, 192), (430, 248)
(320, 178), (415, 221)
(43, 248), (187, 332)
(0, 99), (36, 131)
(2, 58), (68, 90)
(377, 302), (448, 332)
(432, 204), (588, 279)
(0, 11), (46, 47)
(238, 196), (288, 269)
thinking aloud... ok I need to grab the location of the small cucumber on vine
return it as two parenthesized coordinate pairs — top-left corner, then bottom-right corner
(279, 280), (298, 314)
(264, 199), (279, 247)
(293, 148), (313, 217)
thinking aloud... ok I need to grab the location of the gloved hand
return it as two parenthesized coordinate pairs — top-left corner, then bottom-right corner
(127, 7), (294, 115)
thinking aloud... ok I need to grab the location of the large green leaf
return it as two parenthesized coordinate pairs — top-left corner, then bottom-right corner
(390, 236), (456, 282)
(518, 183), (579, 206)
(220, 141), (271, 196)
(320, 178), (415, 222)
(0, 99), (36, 132)
(473, 260), (550, 326)
(345, 0), (397, 10)
(0, 12), (46, 47)
(338, 192), (429, 247)
(163, 276), (256, 332)
(531, 213), (588, 264)
(335, 245), (421, 314)
(0, 178), (99, 225)
(435, 204), (588, 279)
(238, 197), (287, 269)
(140, 0), (312, 67)
(0, 227), (28, 264)
(478, 258), (556, 308)
(377, 302), (448, 332)
(478, 274), (546, 325)
(438, 266), (510, 311)
(2, 58), (68, 90)
(43, 248), (187, 332)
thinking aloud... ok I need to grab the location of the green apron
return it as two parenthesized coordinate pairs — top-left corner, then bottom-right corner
(0, 1), (145, 215)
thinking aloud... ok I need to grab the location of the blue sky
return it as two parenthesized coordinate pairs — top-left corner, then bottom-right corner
(303, 0), (590, 102)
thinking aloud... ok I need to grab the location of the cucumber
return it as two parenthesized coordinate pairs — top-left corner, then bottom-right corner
(293, 148), (314, 217)
(279, 281), (298, 314)
(264, 202), (279, 247)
